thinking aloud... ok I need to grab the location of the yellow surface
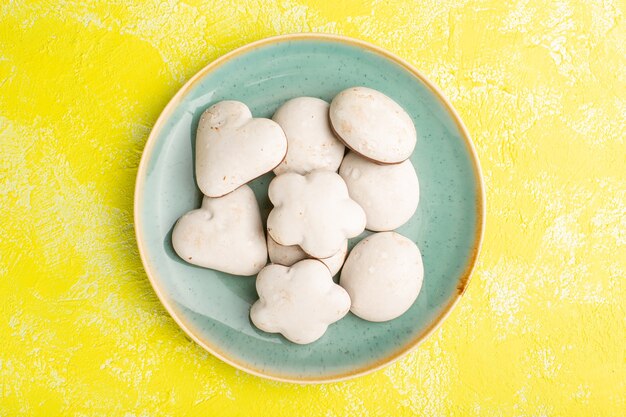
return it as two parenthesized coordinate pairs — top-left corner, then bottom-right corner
(1, 0), (625, 415)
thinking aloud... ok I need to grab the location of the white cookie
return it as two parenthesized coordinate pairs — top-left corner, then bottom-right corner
(250, 259), (351, 344)
(196, 101), (287, 197)
(172, 185), (267, 276)
(267, 171), (366, 258)
(272, 97), (345, 175)
(339, 152), (419, 231)
(340, 232), (423, 322)
(330, 87), (416, 164)
(267, 235), (348, 276)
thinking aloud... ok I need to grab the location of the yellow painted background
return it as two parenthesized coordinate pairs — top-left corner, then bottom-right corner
(1, 0), (625, 415)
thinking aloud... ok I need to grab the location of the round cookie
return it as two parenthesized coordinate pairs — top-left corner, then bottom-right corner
(172, 185), (267, 276)
(329, 87), (416, 164)
(267, 235), (348, 276)
(272, 97), (345, 175)
(267, 171), (366, 259)
(250, 259), (351, 344)
(340, 232), (423, 322)
(339, 152), (419, 231)
(196, 100), (287, 197)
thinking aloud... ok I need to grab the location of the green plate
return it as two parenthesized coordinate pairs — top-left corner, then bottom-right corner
(134, 34), (484, 383)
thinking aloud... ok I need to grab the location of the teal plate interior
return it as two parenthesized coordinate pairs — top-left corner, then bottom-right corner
(135, 34), (484, 383)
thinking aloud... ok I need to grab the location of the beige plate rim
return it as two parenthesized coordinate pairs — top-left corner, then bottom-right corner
(134, 32), (486, 384)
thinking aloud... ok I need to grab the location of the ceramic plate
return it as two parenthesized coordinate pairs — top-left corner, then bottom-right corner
(134, 34), (484, 383)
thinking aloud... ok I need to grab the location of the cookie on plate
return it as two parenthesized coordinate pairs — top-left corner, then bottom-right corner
(340, 232), (423, 322)
(273, 97), (345, 175)
(196, 101), (287, 197)
(267, 171), (366, 259)
(340, 152), (419, 231)
(330, 87), (416, 164)
(172, 185), (267, 275)
(267, 235), (347, 276)
(250, 260), (351, 344)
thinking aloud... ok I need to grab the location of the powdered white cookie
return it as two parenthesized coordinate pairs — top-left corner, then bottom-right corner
(172, 185), (267, 276)
(340, 232), (423, 322)
(196, 101), (287, 197)
(267, 171), (366, 258)
(250, 260), (351, 344)
(330, 87), (416, 164)
(267, 235), (348, 276)
(273, 97), (345, 175)
(339, 152), (419, 231)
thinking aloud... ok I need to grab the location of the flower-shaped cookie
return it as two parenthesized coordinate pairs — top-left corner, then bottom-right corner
(267, 171), (366, 258)
(250, 260), (350, 344)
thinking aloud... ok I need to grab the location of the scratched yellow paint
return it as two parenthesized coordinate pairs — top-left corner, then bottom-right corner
(1, 0), (625, 415)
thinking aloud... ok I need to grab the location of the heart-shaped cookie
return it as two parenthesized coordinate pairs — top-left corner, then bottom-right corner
(172, 185), (268, 276)
(196, 101), (287, 197)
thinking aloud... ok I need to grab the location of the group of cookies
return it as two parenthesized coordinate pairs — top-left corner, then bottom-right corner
(172, 87), (424, 344)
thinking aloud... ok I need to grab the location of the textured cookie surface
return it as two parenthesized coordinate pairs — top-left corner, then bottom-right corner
(330, 87), (416, 164)
(250, 260), (351, 344)
(196, 100), (287, 197)
(172, 185), (267, 276)
(340, 232), (423, 322)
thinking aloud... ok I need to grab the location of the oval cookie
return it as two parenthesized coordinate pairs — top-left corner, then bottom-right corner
(267, 235), (348, 276)
(273, 97), (345, 175)
(329, 87), (416, 164)
(339, 232), (423, 322)
(339, 152), (419, 231)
